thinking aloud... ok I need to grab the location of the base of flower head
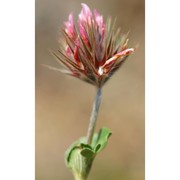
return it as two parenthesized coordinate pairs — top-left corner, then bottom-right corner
(65, 127), (112, 180)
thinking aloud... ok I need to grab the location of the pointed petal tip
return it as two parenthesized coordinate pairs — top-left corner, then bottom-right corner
(81, 3), (89, 12)
(81, 3), (89, 8)
(80, 3), (92, 17)
(68, 13), (74, 21)
(128, 48), (135, 52)
(121, 48), (135, 56)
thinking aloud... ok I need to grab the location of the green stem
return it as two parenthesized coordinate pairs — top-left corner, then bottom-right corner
(74, 173), (86, 180)
(86, 88), (102, 145)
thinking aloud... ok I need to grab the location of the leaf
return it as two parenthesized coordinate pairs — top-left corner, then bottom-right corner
(92, 127), (112, 153)
(80, 147), (95, 159)
(64, 137), (95, 180)
(64, 128), (112, 180)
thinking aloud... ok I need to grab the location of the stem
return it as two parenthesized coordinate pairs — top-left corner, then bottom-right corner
(74, 174), (86, 180)
(86, 88), (102, 144)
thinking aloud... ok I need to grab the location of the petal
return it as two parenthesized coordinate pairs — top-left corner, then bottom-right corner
(94, 10), (104, 27)
(79, 3), (92, 22)
(64, 13), (75, 38)
(94, 10), (105, 36)
(65, 46), (72, 56)
(102, 48), (135, 69)
(78, 22), (88, 41)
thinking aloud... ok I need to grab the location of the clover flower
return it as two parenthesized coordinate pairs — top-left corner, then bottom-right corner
(51, 3), (134, 87)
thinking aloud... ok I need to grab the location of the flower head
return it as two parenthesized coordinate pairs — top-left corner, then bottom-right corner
(51, 3), (135, 87)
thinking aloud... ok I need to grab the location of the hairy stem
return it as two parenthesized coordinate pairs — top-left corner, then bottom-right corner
(86, 88), (102, 145)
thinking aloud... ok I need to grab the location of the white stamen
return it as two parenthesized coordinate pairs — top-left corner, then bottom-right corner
(98, 66), (103, 75)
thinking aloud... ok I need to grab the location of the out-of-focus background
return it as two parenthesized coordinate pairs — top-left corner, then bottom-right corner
(35, 0), (144, 179)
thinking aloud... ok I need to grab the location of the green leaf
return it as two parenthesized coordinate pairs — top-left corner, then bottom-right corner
(64, 138), (82, 168)
(64, 127), (112, 180)
(92, 127), (112, 153)
(80, 148), (95, 158)
(64, 137), (95, 180)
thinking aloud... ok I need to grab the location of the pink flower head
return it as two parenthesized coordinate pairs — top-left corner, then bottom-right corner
(51, 4), (135, 88)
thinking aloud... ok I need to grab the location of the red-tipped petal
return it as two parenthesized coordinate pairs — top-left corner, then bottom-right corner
(102, 48), (134, 69)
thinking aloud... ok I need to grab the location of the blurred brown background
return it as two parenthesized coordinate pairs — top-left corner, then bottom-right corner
(35, 0), (144, 179)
